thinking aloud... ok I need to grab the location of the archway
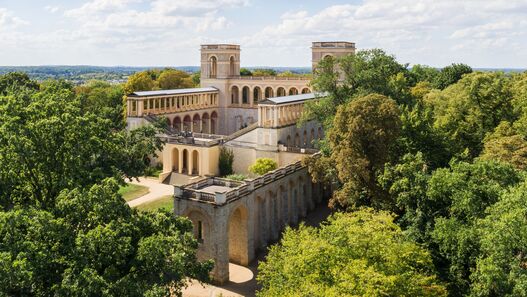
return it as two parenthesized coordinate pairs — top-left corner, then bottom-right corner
(228, 206), (249, 265)
(172, 148), (179, 172)
(192, 150), (199, 175)
(210, 56), (217, 78)
(231, 86), (239, 104)
(303, 130), (308, 147)
(294, 133), (300, 147)
(173, 116), (182, 132)
(288, 87), (298, 96)
(265, 87), (274, 98)
(277, 87), (286, 97)
(192, 114), (201, 132)
(242, 86), (250, 104)
(182, 149), (189, 174)
(185, 209), (211, 245)
(202, 113), (210, 134)
(183, 115), (191, 132)
(211, 111), (218, 134)
(253, 87), (262, 103)
(301, 87), (311, 94)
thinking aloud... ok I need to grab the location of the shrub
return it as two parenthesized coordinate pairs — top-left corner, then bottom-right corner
(249, 158), (278, 176)
(219, 147), (234, 176)
(225, 174), (247, 181)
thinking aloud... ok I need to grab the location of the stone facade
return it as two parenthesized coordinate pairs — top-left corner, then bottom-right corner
(173, 159), (328, 283)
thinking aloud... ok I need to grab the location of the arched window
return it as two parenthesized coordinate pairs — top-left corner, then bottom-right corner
(253, 87), (262, 103)
(231, 86), (239, 104)
(289, 87), (298, 96)
(210, 56), (217, 78)
(265, 87), (274, 98)
(301, 87), (311, 94)
(277, 87), (286, 97)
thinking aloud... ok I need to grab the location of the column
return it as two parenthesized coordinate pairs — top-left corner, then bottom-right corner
(273, 106), (278, 127)
(249, 89), (254, 108)
(189, 153), (194, 175)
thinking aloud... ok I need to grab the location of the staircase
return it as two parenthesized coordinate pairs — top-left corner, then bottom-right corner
(224, 122), (258, 141)
(144, 114), (178, 135)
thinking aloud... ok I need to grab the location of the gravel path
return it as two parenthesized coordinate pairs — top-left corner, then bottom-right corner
(126, 178), (174, 207)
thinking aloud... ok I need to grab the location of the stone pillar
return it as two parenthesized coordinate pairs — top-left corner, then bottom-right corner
(178, 149), (183, 174)
(273, 107), (278, 128)
(211, 207), (229, 284)
(189, 152), (194, 176)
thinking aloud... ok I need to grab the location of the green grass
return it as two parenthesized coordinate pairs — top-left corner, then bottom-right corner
(118, 184), (149, 202)
(135, 195), (174, 212)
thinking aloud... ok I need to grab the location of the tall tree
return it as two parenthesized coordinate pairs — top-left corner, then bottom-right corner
(157, 69), (194, 90)
(124, 72), (155, 94)
(434, 63), (473, 89)
(257, 209), (447, 297)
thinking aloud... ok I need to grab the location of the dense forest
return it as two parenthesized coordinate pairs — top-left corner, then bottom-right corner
(258, 50), (527, 297)
(0, 49), (526, 296)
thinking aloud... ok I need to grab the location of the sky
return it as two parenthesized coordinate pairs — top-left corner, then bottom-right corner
(0, 0), (526, 68)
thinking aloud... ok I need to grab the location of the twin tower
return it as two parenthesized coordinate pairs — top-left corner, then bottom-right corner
(200, 42), (356, 79)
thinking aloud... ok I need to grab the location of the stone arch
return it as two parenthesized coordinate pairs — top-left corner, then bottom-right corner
(173, 116), (182, 132)
(253, 86), (262, 103)
(255, 196), (267, 250)
(294, 132), (300, 147)
(265, 87), (274, 98)
(182, 149), (189, 174)
(288, 87), (299, 96)
(228, 205), (249, 265)
(202, 112), (210, 134)
(230, 56), (236, 77)
(286, 135), (292, 147)
(192, 150), (199, 175)
(277, 87), (286, 97)
(242, 86), (250, 104)
(192, 113), (201, 132)
(231, 86), (240, 104)
(211, 111), (218, 134)
(183, 115), (191, 132)
(171, 147), (179, 171)
(210, 56), (218, 78)
(301, 87), (311, 94)
(322, 54), (335, 61)
(184, 208), (212, 245)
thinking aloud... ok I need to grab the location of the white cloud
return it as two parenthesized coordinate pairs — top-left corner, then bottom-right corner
(45, 5), (61, 14)
(0, 8), (28, 29)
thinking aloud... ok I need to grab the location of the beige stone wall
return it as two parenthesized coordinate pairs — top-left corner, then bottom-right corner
(161, 143), (220, 177)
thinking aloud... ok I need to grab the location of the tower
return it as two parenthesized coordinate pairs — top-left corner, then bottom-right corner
(200, 44), (241, 79)
(311, 41), (356, 70)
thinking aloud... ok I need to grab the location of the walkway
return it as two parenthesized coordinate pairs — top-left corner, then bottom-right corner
(182, 202), (332, 297)
(126, 178), (174, 207)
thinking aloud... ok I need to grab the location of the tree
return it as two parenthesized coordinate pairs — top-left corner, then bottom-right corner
(479, 121), (527, 170)
(218, 147), (234, 176)
(425, 72), (514, 158)
(0, 179), (212, 296)
(471, 181), (527, 296)
(157, 69), (194, 90)
(0, 81), (163, 209)
(249, 158), (277, 176)
(321, 93), (401, 209)
(257, 209), (447, 297)
(191, 71), (201, 87)
(76, 80), (126, 130)
(0, 72), (40, 95)
(240, 68), (253, 76)
(124, 71), (155, 94)
(434, 63), (472, 90)
(252, 69), (277, 77)
(410, 65), (440, 85)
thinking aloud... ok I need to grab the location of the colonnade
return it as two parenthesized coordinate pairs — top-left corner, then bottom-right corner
(230, 86), (311, 106)
(258, 102), (304, 128)
(171, 111), (218, 134)
(171, 148), (200, 176)
(127, 92), (219, 117)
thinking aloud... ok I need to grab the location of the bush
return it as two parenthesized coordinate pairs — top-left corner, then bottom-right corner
(225, 174), (247, 181)
(219, 147), (234, 176)
(249, 158), (278, 176)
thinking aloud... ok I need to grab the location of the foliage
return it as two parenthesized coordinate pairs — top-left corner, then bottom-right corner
(75, 80), (126, 129)
(0, 72), (40, 95)
(249, 158), (278, 176)
(0, 80), (163, 210)
(425, 71), (514, 158)
(479, 121), (527, 170)
(0, 179), (212, 296)
(224, 174), (247, 181)
(257, 209), (447, 297)
(434, 63), (473, 90)
(252, 68), (277, 77)
(240, 68), (253, 76)
(218, 147), (234, 176)
(322, 94), (401, 209)
(124, 71), (155, 94)
(157, 69), (194, 90)
(410, 65), (440, 85)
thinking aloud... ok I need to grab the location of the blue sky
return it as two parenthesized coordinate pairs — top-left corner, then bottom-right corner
(0, 0), (526, 68)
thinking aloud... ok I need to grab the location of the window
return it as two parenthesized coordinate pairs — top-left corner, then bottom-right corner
(198, 221), (204, 243)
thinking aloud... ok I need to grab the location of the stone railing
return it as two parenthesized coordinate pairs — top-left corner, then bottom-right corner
(281, 146), (319, 155)
(175, 159), (308, 205)
(224, 123), (258, 141)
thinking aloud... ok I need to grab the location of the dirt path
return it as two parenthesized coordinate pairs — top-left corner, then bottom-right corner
(126, 178), (174, 207)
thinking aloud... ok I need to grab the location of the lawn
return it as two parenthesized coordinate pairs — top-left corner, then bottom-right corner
(135, 195), (174, 212)
(118, 184), (150, 202)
